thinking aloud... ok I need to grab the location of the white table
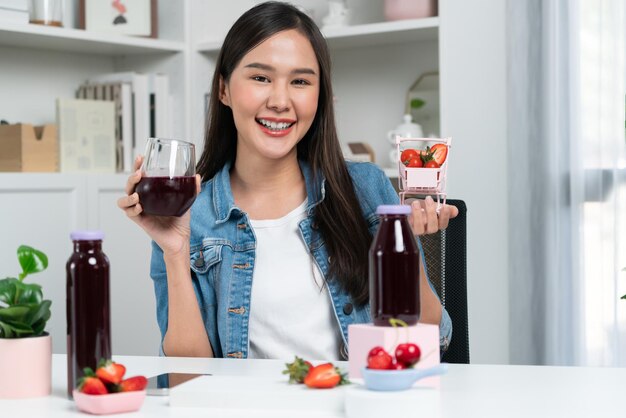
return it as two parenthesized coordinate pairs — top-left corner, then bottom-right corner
(1, 354), (625, 417)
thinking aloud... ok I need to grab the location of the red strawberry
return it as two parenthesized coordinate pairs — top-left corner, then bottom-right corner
(303, 363), (349, 389)
(395, 343), (421, 367)
(118, 376), (148, 392)
(78, 376), (108, 395)
(96, 359), (126, 384)
(367, 346), (393, 370)
(282, 356), (313, 384)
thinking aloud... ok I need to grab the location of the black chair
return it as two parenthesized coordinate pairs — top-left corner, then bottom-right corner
(420, 199), (469, 364)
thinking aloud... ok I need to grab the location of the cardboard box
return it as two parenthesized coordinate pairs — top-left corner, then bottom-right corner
(0, 124), (58, 172)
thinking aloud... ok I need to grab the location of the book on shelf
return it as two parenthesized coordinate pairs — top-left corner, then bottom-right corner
(77, 82), (134, 172)
(148, 73), (171, 139)
(88, 72), (151, 161)
(56, 99), (116, 173)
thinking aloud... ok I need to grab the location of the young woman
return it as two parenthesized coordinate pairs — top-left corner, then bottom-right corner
(118, 1), (457, 360)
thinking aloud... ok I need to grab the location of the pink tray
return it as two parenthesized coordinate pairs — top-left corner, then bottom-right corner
(73, 389), (146, 415)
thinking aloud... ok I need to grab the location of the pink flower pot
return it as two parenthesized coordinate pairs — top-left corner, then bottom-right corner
(0, 334), (52, 399)
(384, 0), (438, 21)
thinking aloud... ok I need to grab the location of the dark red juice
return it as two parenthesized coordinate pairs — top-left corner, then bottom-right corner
(369, 206), (421, 326)
(135, 176), (196, 217)
(66, 234), (111, 398)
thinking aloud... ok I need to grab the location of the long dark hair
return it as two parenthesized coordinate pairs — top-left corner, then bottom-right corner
(197, 1), (372, 306)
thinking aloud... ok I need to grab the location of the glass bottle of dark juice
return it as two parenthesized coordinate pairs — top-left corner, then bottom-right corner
(369, 205), (421, 326)
(66, 231), (111, 398)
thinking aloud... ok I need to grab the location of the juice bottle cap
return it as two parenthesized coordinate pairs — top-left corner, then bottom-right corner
(376, 205), (411, 215)
(70, 230), (105, 241)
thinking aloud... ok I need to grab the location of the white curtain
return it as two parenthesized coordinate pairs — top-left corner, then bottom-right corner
(508, 0), (625, 366)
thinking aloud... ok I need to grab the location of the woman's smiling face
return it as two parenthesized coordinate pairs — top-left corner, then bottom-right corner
(219, 29), (320, 163)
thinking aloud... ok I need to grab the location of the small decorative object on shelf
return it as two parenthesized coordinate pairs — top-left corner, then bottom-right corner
(29, 0), (62, 27)
(321, 0), (350, 30)
(0, 245), (52, 399)
(0, 124), (59, 172)
(79, 0), (158, 38)
(396, 136), (451, 209)
(384, 0), (438, 21)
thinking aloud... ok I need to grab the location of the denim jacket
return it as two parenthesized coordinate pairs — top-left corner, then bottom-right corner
(150, 159), (453, 359)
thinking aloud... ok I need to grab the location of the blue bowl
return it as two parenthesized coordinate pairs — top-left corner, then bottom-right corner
(361, 364), (448, 391)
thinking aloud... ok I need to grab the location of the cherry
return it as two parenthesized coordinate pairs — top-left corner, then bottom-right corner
(391, 358), (407, 370)
(367, 346), (393, 370)
(395, 343), (421, 367)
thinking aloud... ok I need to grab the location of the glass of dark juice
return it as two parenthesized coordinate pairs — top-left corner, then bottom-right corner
(135, 138), (197, 217)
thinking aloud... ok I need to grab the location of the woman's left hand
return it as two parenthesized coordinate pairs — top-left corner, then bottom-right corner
(408, 196), (459, 235)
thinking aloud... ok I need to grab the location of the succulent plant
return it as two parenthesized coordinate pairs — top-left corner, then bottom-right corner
(0, 245), (51, 338)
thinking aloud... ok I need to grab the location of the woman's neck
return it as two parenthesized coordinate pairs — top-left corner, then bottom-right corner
(230, 153), (307, 219)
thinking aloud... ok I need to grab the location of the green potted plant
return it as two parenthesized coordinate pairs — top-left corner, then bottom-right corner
(0, 245), (52, 399)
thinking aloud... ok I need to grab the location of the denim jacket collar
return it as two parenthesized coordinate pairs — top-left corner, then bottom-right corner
(212, 158), (326, 223)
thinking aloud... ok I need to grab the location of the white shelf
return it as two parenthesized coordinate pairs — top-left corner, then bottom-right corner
(196, 39), (222, 53)
(0, 22), (185, 55)
(323, 17), (439, 49)
(195, 17), (438, 53)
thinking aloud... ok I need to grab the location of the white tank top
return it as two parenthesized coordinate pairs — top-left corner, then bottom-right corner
(247, 199), (342, 361)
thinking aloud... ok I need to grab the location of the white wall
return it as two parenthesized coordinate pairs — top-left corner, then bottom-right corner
(440, 0), (509, 363)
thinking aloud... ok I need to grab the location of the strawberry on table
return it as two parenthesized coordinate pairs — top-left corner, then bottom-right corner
(96, 359), (126, 385)
(283, 356), (313, 384)
(303, 363), (349, 389)
(118, 376), (148, 392)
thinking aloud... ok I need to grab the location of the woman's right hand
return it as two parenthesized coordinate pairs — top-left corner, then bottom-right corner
(116, 156), (201, 258)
